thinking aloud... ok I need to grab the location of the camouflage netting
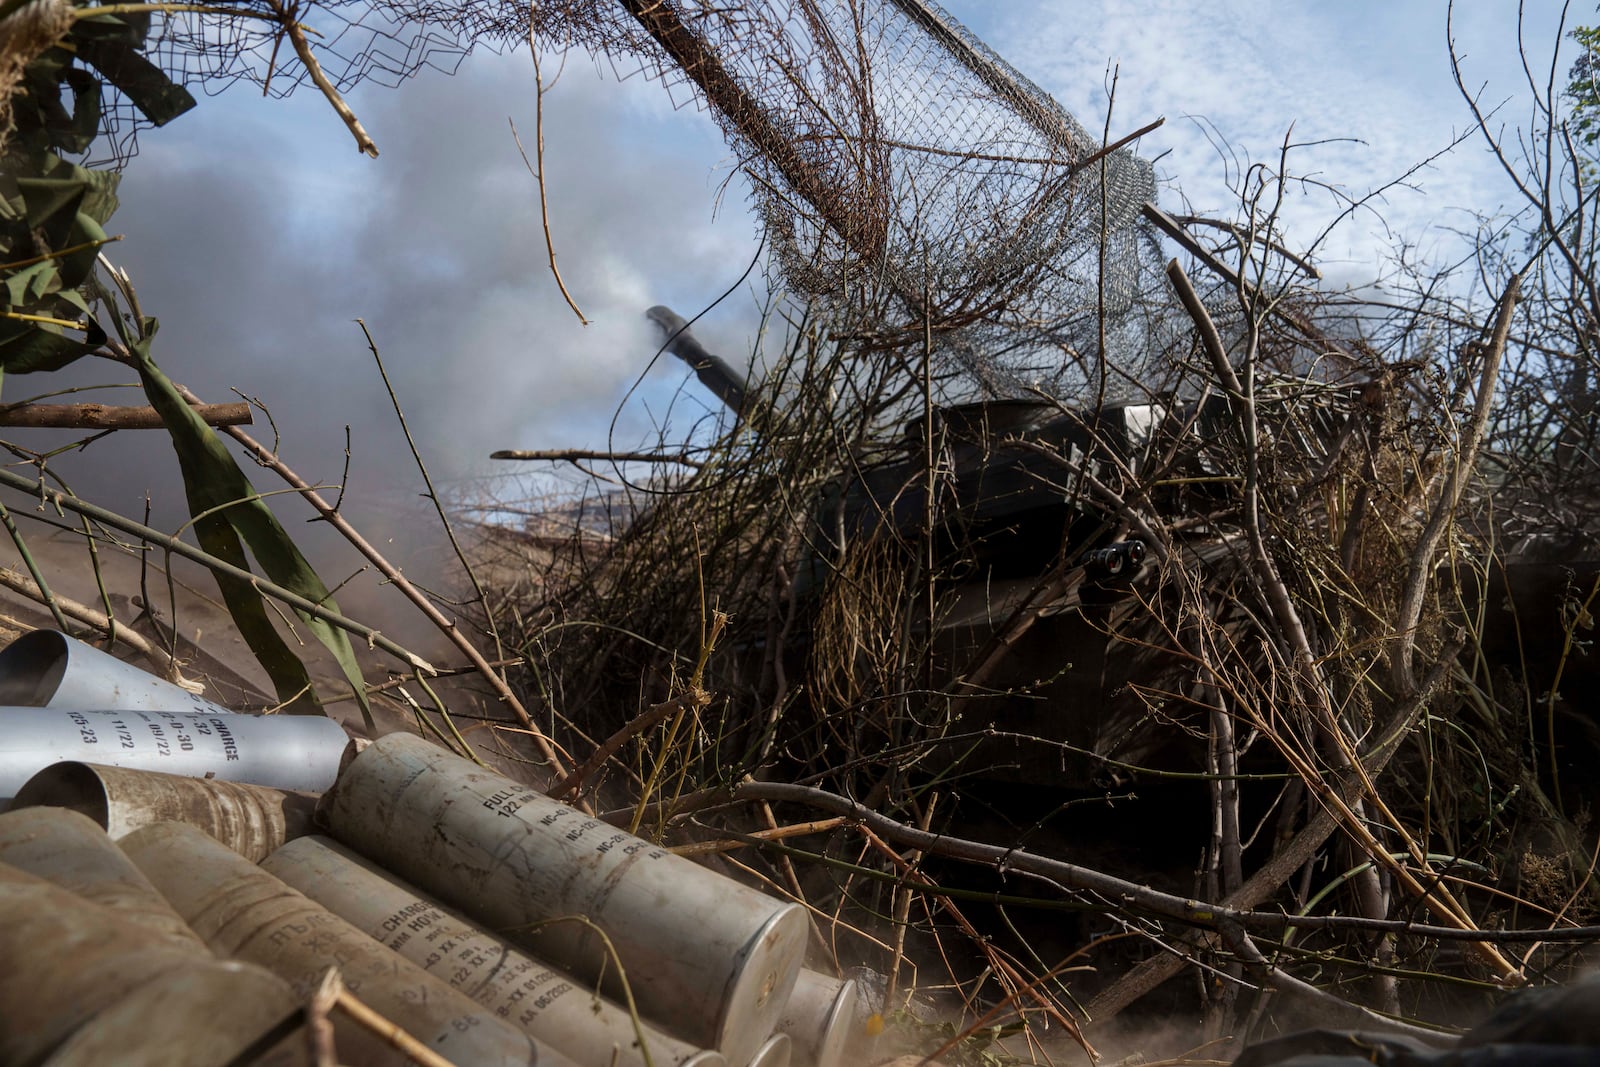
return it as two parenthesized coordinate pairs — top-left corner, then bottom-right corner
(57, 0), (1177, 400)
(48, 0), (479, 166)
(528, 0), (1176, 402)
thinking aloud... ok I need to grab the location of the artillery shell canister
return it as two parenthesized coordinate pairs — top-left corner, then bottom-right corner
(777, 970), (858, 1067)
(40, 958), (305, 1067)
(11, 761), (317, 862)
(0, 805), (206, 950)
(263, 835), (724, 1067)
(0, 705), (350, 807)
(319, 733), (807, 1066)
(0, 860), (297, 1067)
(121, 820), (573, 1067)
(748, 1033), (793, 1067)
(0, 628), (234, 716)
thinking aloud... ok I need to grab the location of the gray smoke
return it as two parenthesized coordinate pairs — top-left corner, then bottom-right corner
(10, 47), (764, 583)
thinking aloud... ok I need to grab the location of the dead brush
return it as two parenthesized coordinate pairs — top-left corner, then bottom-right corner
(494, 300), (912, 789)
(483, 262), (1589, 1060)
(484, 3), (1600, 1060)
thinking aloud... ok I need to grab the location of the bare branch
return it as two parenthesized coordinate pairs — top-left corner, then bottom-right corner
(0, 401), (250, 429)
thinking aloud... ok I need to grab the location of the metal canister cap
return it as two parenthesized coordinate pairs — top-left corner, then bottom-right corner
(714, 904), (806, 1064)
(814, 978), (858, 1067)
(746, 1033), (792, 1067)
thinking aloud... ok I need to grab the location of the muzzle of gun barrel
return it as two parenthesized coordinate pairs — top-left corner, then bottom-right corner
(1083, 539), (1146, 579)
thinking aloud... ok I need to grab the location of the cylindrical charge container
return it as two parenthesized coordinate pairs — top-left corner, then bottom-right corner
(40, 960), (307, 1067)
(748, 1034), (792, 1067)
(777, 970), (859, 1067)
(0, 705), (350, 807)
(0, 629), (233, 715)
(319, 733), (807, 1067)
(11, 761), (317, 862)
(263, 835), (723, 1067)
(120, 820), (573, 1067)
(0, 860), (299, 1067)
(0, 805), (206, 950)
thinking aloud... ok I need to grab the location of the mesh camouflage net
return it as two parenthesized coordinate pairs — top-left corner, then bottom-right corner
(528, 0), (1176, 402)
(78, 0), (484, 166)
(90, 0), (1176, 399)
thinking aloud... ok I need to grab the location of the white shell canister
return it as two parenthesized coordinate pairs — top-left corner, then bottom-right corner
(318, 733), (807, 1066)
(263, 835), (724, 1067)
(777, 970), (859, 1067)
(0, 629), (234, 715)
(0, 706), (350, 807)
(747, 1033), (792, 1067)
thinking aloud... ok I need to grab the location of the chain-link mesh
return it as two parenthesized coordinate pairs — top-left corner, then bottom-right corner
(79, 0), (486, 166)
(87, 0), (1175, 399)
(531, 0), (1174, 402)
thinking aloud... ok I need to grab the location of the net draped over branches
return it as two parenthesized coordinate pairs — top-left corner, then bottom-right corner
(69, 0), (477, 165)
(530, 0), (1171, 401)
(87, 0), (1175, 399)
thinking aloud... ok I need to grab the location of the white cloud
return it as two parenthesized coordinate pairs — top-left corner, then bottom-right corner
(963, 0), (1576, 278)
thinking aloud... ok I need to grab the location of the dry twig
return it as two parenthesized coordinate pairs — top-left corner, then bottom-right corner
(0, 402), (250, 429)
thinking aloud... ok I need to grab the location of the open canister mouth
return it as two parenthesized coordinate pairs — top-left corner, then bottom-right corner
(11, 761), (318, 862)
(0, 629), (233, 716)
(0, 630), (72, 706)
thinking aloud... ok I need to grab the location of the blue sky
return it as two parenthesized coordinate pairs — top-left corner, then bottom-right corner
(36, 1), (1584, 543)
(969, 1), (1571, 277)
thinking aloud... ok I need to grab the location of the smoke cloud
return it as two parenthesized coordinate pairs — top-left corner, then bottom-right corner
(12, 46), (764, 580)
